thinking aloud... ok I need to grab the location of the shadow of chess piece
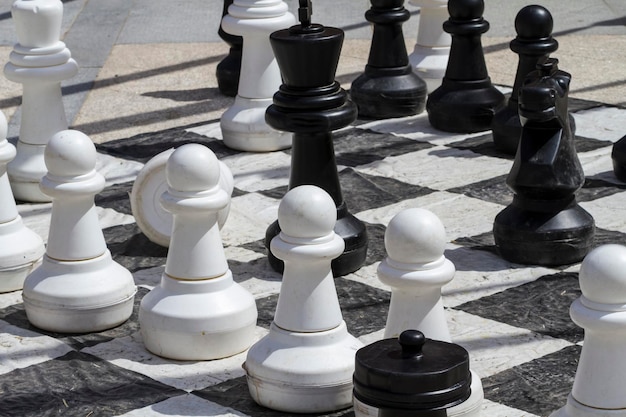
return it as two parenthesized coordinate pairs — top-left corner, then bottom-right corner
(612, 135), (626, 181)
(350, 0), (427, 119)
(491, 5), (558, 155)
(216, 0), (242, 97)
(426, 0), (504, 133)
(264, 1), (367, 277)
(493, 58), (595, 266)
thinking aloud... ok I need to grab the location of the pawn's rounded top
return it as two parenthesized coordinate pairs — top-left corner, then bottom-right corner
(278, 185), (336, 239)
(385, 208), (446, 264)
(515, 5), (553, 39)
(448, 0), (484, 20)
(579, 244), (626, 305)
(45, 130), (96, 177)
(166, 144), (221, 193)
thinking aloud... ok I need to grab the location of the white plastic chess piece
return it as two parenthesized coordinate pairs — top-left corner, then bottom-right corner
(4, 0), (78, 202)
(408, 0), (451, 92)
(551, 244), (626, 417)
(0, 111), (44, 292)
(355, 208), (483, 417)
(130, 147), (234, 247)
(244, 185), (363, 413)
(139, 144), (257, 360)
(22, 130), (136, 333)
(220, 0), (295, 152)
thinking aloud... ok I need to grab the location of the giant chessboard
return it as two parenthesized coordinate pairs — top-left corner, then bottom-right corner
(2, 96), (626, 417)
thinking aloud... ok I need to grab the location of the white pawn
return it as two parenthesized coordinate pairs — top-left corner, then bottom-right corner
(22, 130), (136, 333)
(220, 0), (295, 152)
(5, 0), (78, 202)
(0, 111), (44, 292)
(551, 244), (626, 417)
(245, 185), (363, 413)
(371, 208), (483, 417)
(139, 144), (257, 360)
(130, 147), (234, 247)
(408, 0), (451, 92)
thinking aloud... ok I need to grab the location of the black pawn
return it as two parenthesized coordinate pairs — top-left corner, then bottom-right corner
(216, 0), (242, 97)
(491, 5), (558, 154)
(350, 0), (427, 119)
(353, 330), (472, 417)
(264, 1), (368, 277)
(611, 135), (626, 181)
(426, 0), (505, 133)
(493, 58), (595, 266)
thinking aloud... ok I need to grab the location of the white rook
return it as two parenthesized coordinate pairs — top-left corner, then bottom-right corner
(5, 0), (78, 202)
(220, 0), (295, 152)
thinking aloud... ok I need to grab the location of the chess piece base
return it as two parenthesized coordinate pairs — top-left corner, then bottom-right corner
(0, 215), (44, 292)
(139, 271), (257, 360)
(7, 142), (50, 202)
(22, 251), (136, 333)
(221, 96), (292, 151)
(244, 321), (362, 413)
(265, 208), (368, 277)
(611, 135), (626, 182)
(409, 44), (449, 93)
(551, 394), (626, 417)
(427, 79), (505, 133)
(351, 65), (427, 119)
(494, 203), (595, 266)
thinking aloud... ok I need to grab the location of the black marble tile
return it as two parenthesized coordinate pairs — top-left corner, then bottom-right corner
(456, 272), (582, 343)
(257, 185), (287, 201)
(341, 168), (435, 213)
(0, 350), (183, 417)
(363, 222), (386, 266)
(95, 123), (239, 162)
(452, 231), (498, 255)
(447, 174), (512, 206)
(569, 97), (603, 113)
(255, 277), (389, 338)
(482, 345), (580, 417)
(333, 127), (433, 167)
(194, 376), (355, 417)
(96, 180), (133, 215)
(592, 227), (626, 247)
(103, 223), (168, 272)
(447, 133), (515, 159)
(239, 238), (269, 256)
(577, 177), (626, 202)
(573, 135), (613, 153)
(0, 287), (149, 351)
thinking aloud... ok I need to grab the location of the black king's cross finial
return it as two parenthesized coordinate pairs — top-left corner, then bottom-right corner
(298, 0), (312, 28)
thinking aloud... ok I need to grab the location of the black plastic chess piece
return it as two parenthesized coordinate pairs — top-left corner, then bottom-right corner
(264, 0), (367, 277)
(216, 0), (242, 97)
(493, 58), (595, 266)
(426, 0), (505, 133)
(350, 0), (427, 119)
(353, 330), (472, 417)
(612, 135), (626, 181)
(491, 5), (558, 154)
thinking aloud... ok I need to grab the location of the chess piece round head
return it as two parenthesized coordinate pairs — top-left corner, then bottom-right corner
(166, 144), (221, 193)
(579, 244), (626, 306)
(44, 130), (96, 177)
(278, 185), (336, 239)
(448, 0), (484, 20)
(385, 208), (446, 264)
(515, 5), (553, 39)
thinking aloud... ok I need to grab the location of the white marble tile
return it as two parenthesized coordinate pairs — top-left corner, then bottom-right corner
(115, 393), (249, 417)
(186, 121), (223, 140)
(480, 399), (539, 417)
(572, 106), (626, 143)
(356, 113), (487, 145)
(356, 191), (505, 240)
(447, 309), (573, 379)
(83, 327), (268, 392)
(97, 152), (144, 186)
(580, 191), (626, 232)
(355, 146), (513, 191)
(0, 291), (23, 309)
(0, 320), (73, 375)
(220, 193), (279, 247)
(221, 152), (290, 193)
